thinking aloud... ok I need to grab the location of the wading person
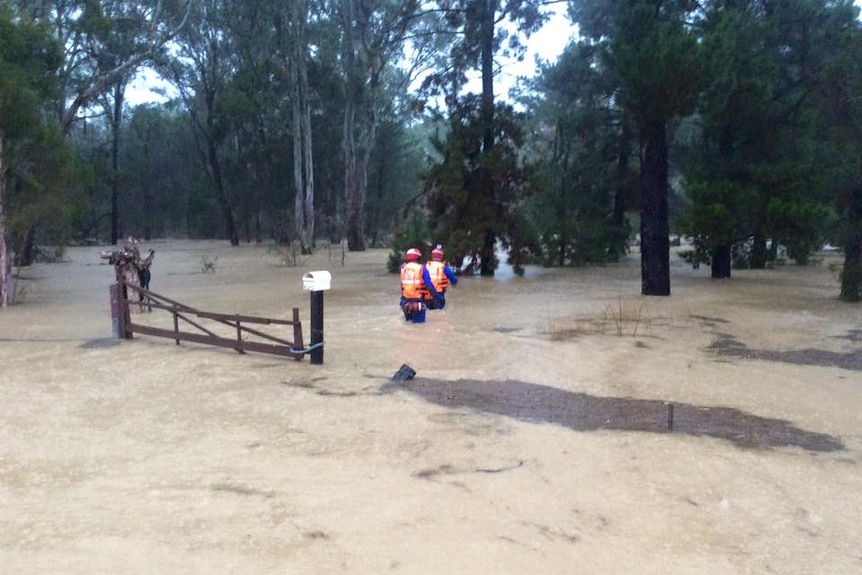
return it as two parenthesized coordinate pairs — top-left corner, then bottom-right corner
(400, 247), (438, 323)
(138, 247), (155, 311)
(424, 245), (458, 310)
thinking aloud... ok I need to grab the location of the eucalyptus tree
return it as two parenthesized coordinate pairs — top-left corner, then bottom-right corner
(368, 73), (429, 243)
(0, 8), (67, 306)
(122, 104), (198, 239)
(290, 0), (316, 252)
(218, 0), (322, 249)
(365, 113), (425, 247)
(571, 0), (702, 295)
(11, 0), (192, 135)
(310, 52), (353, 243)
(94, 1), (166, 244)
(213, 0), (291, 244)
(161, 0), (241, 245)
(9, 0), (191, 253)
(336, 0), (423, 251)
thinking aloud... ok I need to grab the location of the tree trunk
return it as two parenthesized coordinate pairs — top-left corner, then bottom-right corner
(639, 121), (670, 296)
(356, 80), (380, 254)
(480, 229), (497, 277)
(110, 82), (125, 245)
(0, 130), (9, 308)
(478, 0), (497, 276)
(292, 66), (304, 245)
(18, 228), (35, 267)
(301, 62), (315, 252)
(342, 0), (365, 252)
(839, 187), (862, 302)
(292, 0), (315, 254)
(711, 243), (732, 279)
(207, 136), (238, 246)
(344, 100), (363, 251)
(142, 124), (153, 241)
(750, 230), (768, 269)
(480, 0), (496, 157)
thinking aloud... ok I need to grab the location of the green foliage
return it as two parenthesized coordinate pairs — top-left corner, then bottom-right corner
(603, 1), (702, 128)
(7, 127), (86, 248)
(1, 0), (857, 306)
(1, 9), (81, 254)
(676, 177), (755, 255)
(766, 195), (830, 265)
(530, 148), (629, 267)
(674, 0), (853, 271)
(527, 41), (633, 267)
(412, 0), (548, 103)
(815, 6), (862, 300)
(421, 96), (532, 274)
(366, 117), (426, 248)
(0, 10), (62, 137)
(676, 163), (829, 268)
(120, 105), (199, 240)
(186, 184), (223, 239)
(387, 212), (430, 273)
(572, 0), (703, 293)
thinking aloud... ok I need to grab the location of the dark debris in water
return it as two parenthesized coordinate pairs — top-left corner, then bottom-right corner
(493, 327), (522, 334)
(835, 329), (862, 343)
(79, 338), (122, 349)
(708, 333), (862, 372)
(383, 378), (843, 453)
(690, 315), (731, 326)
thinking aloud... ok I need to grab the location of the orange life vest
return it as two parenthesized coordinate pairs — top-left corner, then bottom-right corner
(400, 261), (426, 299)
(425, 260), (449, 296)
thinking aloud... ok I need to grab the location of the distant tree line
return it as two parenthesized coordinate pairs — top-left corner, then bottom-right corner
(1, 0), (860, 308)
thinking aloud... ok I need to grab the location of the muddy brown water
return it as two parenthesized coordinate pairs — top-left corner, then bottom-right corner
(1, 240), (861, 574)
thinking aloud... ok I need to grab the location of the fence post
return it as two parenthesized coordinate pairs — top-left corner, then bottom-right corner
(110, 283), (122, 338)
(111, 282), (133, 339)
(173, 308), (180, 345)
(302, 271), (331, 365)
(310, 291), (324, 365)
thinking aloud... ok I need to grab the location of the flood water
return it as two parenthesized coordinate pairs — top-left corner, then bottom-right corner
(1, 240), (860, 574)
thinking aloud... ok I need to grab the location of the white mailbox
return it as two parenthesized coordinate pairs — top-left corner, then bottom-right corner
(303, 270), (331, 292)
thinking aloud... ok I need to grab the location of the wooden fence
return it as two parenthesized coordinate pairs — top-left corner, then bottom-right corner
(112, 280), (306, 360)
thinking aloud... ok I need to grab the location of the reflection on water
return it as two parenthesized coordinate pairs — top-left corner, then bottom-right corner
(384, 378), (844, 452)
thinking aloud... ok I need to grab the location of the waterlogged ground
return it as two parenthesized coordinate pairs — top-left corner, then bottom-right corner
(1, 240), (861, 574)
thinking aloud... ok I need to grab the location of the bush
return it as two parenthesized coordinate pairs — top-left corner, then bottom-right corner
(387, 213), (430, 273)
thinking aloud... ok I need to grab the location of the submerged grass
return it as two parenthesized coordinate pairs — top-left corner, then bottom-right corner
(543, 296), (652, 340)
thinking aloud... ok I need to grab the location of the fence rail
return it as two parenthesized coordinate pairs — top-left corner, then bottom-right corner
(114, 280), (305, 360)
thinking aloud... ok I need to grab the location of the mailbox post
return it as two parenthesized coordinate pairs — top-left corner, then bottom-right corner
(302, 271), (331, 365)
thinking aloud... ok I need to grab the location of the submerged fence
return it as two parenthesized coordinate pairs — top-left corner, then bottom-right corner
(111, 280), (306, 360)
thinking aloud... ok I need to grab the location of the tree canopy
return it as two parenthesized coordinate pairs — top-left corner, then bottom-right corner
(2, 0), (862, 305)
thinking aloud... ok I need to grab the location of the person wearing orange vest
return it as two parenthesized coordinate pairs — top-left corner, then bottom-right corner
(424, 244), (458, 310)
(400, 247), (438, 322)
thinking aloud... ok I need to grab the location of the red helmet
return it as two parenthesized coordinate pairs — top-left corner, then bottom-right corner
(405, 248), (422, 261)
(431, 245), (444, 260)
